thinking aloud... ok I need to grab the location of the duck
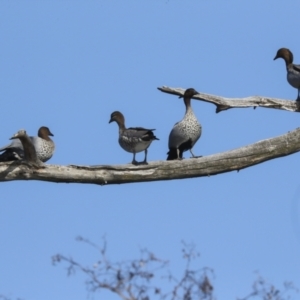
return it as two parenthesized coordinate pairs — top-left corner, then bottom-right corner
(0, 126), (55, 162)
(109, 111), (159, 165)
(274, 48), (300, 101)
(10, 129), (39, 163)
(167, 88), (202, 160)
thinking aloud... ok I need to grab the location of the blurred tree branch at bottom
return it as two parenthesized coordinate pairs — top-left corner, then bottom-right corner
(52, 237), (298, 300)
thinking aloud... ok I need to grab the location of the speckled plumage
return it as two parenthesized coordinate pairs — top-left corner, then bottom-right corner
(167, 88), (202, 160)
(109, 111), (159, 165)
(274, 48), (300, 101)
(0, 126), (55, 163)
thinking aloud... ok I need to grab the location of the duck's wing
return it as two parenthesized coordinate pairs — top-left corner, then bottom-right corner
(0, 135), (38, 152)
(0, 139), (23, 152)
(127, 127), (159, 141)
(168, 119), (191, 148)
(0, 148), (24, 161)
(292, 64), (300, 72)
(168, 127), (188, 148)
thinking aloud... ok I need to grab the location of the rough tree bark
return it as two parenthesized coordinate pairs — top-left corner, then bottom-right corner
(0, 86), (299, 186)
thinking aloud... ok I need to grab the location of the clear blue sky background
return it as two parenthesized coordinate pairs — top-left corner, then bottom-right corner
(1, 1), (300, 299)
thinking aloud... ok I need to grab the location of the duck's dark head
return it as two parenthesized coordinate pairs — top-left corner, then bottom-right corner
(38, 126), (54, 140)
(274, 48), (293, 65)
(109, 111), (125, 126)
(179, 88), (199, 99)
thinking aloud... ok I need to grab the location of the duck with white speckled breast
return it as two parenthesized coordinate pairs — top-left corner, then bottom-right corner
(167, 88), (202, 160)
(0, 126), (55, 162)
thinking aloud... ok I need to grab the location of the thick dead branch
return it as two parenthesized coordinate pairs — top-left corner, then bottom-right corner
(157, 86), (300, 113)
(0, 127), (299, 185)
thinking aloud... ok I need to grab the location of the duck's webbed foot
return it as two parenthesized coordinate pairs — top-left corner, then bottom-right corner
(131, 153), (148, 165)
(131, 160), (148, 165)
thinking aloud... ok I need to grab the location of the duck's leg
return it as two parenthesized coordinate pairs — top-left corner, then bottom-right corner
(297, 89), (300, 101)
(141, 149), (148, 165)
(190, 148), (202, 158)
(132, 153), (139, 165)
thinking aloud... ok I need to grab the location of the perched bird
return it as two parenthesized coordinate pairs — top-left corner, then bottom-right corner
(0, 126), (55, 162)
(167, 88), (202, 160)
(109, 111), (159, 165)
(10, 129), (39, 164)
(274, 48), (300, 101)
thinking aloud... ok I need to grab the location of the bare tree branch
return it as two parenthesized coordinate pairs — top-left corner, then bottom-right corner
(53, 238), (298, 300)
(53, 237), (171, 300)
(0, 127), (299, 185)
(53, 238), (214, 300)
(237, 274), (299, 300)
(157, 86), (300, 113)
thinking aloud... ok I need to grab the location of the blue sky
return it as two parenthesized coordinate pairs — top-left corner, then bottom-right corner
(1, 1), (300, 299)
